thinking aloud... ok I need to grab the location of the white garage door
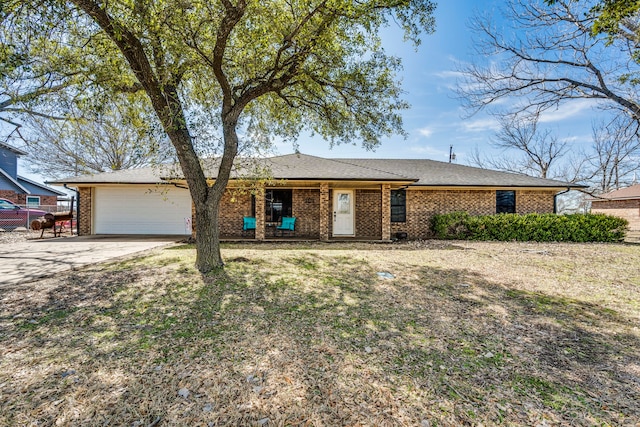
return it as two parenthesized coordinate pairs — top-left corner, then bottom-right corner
(94, 186), (192, 235)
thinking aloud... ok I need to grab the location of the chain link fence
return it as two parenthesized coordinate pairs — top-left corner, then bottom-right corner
(0, 199), (75, 232)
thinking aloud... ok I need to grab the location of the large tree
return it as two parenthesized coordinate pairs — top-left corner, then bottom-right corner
(1, 2), (76, 135)
(16, 0), (436, 272)
(470, 114), (570, 180)
(457, 0), (640, 125)
(586, 117), (640, 192)
(546, 0), (640, 41)
(20, 93), (173, 178)
(1, 1), (166, 175)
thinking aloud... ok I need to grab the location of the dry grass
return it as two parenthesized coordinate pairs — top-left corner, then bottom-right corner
(1, 240), (639, 426)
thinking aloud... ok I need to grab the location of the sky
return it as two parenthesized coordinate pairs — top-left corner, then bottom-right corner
(272, 0), (598, 163)
(16, 0), (602, 183)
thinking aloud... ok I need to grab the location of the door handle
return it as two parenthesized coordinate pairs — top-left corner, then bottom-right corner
(333, 212), (336, 221)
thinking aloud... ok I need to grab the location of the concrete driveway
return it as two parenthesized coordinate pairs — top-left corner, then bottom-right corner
(0, 235), (181, 286)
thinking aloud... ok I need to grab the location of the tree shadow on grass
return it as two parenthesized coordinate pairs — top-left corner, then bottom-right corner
(1, 250), (638, 426)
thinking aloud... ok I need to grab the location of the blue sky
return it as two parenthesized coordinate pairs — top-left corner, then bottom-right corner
(275, 0), (599, 163)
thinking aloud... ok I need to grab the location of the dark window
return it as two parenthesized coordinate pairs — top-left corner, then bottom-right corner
(496, 190), (516, 213)
(390, 189), (406, 222)
(265, 189), (292, 222)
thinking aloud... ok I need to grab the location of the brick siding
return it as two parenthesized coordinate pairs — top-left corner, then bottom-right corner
(355, 189), (382, 238)
(212, 188), (322, 239)
(591, 199), (640, 231)
(219, 191), (253, 238)
(79, 187), (92, 235)
(391, 188), (556, 240)
(77, 185), (559, 240)
(292, 189), (320, 238)
(516, 190), (556, 214)
(320, 184), (329, 241)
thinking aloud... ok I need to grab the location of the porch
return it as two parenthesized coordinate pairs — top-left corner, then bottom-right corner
(216, 182), (398, 242)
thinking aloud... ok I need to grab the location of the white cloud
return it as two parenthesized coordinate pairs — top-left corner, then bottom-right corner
(433, 70), (465, 80)
(461, 117), (501, 132)
(418, 127), (434, 138)
(538, 100), (595, 123)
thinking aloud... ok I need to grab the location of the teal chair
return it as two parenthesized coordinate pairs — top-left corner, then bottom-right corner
(276, 216), (296, 237)
(242, 216), (256, 237)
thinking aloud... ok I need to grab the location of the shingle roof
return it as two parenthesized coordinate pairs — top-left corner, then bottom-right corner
(49, 153), (582, 189)
(252, 154), (413, 181)
(590, 184), (640, 200)
(334, 158), (581, 188)
(47, 165), (181, 185)
(18, 176), (67, 196)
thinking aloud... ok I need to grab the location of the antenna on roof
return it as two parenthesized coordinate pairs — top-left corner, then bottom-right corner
(449, 145), (456, 163)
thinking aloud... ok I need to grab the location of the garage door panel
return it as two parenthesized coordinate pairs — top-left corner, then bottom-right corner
(94, 187), (192, 235)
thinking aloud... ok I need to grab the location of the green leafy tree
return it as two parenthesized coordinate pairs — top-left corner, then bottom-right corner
(0, 2), (77, 133)
(1, 0), (163, 173)
(17, 0), (436, 272)
(546, 0), (640, 39)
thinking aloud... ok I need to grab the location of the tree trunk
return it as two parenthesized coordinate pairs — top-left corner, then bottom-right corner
(70, 0), (232, 272)
(193, 194), (223, 271)
(191, 113), (240, 271)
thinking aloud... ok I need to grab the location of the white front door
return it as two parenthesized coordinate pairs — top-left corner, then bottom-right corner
(333, 190), (354, 236)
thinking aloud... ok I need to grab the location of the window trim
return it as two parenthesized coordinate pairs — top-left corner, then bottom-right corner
(390, 189), (406, 223)
(26, 196), (41, 207)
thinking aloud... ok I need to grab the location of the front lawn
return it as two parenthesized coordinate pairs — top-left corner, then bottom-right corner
(1, 241), (638, 426)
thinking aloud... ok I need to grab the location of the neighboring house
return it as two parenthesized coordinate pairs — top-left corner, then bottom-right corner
(0, 142), (65, 208)
(589, 184), (640, 232)
(49, 153), (584, 240)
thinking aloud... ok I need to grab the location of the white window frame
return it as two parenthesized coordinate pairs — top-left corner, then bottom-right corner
(26, 196), (41, 207)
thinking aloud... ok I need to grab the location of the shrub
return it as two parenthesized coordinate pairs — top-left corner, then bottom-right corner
(430, 212), (628, 242)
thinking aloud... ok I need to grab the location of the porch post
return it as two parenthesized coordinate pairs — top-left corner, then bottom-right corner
(255, 188), (266, 241)
(320, 182), (329, 241)
(381, 183), (391, 241)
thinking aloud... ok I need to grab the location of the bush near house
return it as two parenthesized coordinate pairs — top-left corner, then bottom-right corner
(431, 212), (628, 242)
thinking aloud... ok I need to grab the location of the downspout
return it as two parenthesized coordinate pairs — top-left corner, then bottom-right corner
(554, 187), (571, 214)
(64, 184), (79, 236)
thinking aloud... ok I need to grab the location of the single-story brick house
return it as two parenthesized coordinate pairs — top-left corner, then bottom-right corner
(589, 184), (640, 232)
(50, 153), (583, 240)
(0, 142), (65, 207)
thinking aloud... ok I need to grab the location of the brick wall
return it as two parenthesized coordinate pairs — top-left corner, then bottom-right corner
(592, 199), (640, 231)
(0, 191), (57, 207)
(79, 187), (92, 235)
(516, 190), (556, 214)
(0, 190), (17, 202)
(390, 188), (557, 239)
(74, 185), (560, 239)
(320, 184), (329, 241)
(292, 189), (320, 238)
(219, 191), (253, 238)
(195, 188), (322, 239)
(355, 189), (382, 238)
(381, 184), (391, 240)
